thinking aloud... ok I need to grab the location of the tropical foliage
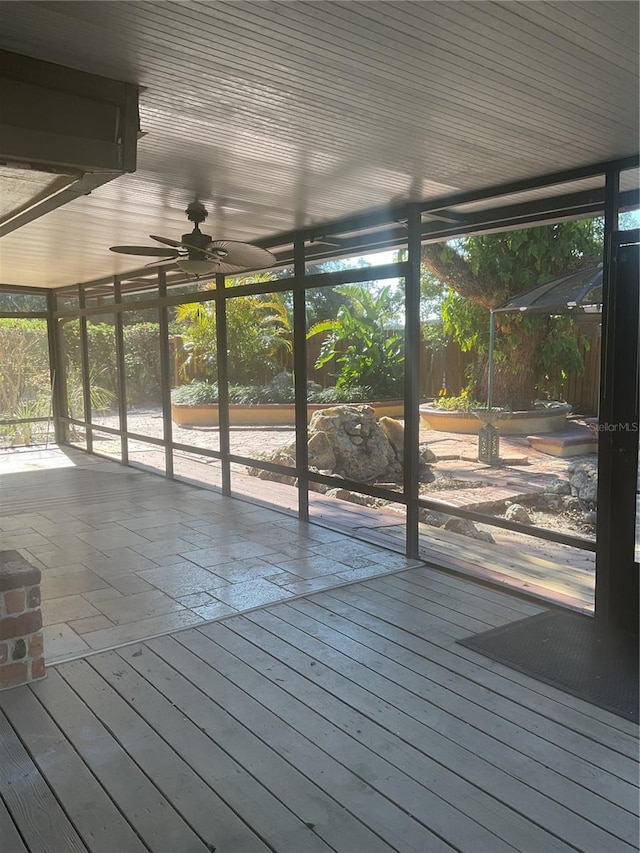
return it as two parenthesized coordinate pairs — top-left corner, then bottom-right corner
(307, 284), (404, 398)
(175, 287), (293, 386)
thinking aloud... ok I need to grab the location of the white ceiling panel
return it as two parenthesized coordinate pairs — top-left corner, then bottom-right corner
(0, 0), (637, 288)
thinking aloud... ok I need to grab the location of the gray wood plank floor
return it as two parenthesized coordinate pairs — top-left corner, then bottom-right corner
(0, 567), (637, 853)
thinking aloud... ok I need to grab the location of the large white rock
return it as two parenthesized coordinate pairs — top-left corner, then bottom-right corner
(309, 405), (396, 482)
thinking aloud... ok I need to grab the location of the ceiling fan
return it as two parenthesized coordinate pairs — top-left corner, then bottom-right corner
(109, 201), (276, 276)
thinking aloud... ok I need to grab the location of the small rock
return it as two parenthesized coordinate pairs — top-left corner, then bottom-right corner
(561, 495), (581, 511)
(443, 516), (495, 543)
(474, 530), (496, 544)
(418, 509), (451, 527)
(505, 503), (532, 524)
(419, 442), (437, 464)
(420, 465), (436, 485)
(546, 479), (571, 496)
(325, 488), (380, 507)
(444, 517), (477, 536)
(568, 459), (598, 503)
(541, 494), (561, 510)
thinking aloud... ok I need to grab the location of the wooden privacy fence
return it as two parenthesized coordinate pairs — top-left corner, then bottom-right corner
(562, 317), (601, 415)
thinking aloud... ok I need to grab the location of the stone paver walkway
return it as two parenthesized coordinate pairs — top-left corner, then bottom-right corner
(1, 447), (422, 663)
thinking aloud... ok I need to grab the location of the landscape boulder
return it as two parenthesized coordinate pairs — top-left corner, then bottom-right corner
(568, 459), (598, 504)
(248, 405), (435, 485)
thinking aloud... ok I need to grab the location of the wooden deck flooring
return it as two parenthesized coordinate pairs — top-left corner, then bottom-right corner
(1, 566), (636, 853)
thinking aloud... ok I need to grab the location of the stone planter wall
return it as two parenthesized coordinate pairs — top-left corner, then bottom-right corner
(171, 400), (405, 427)
(0, 551), (45, 690)
(419, 404), (572, 435)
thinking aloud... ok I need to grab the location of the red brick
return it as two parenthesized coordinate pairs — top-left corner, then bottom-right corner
(0, 661), (28, 688)
(4, 588), (25, 615)
(0, 643), (7, 665)
(0, 610), (42, 641)
(28, 634), (44, 659)
(30, 657), (45, 681)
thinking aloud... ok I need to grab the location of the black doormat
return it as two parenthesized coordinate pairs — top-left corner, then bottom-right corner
(458, 610), (639, 723)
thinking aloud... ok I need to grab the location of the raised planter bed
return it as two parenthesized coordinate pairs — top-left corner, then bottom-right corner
(419, 403), (572, 435)
(172, 400), (405, 427)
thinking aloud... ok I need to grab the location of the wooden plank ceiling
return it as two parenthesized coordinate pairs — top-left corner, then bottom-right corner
(0, 0), (638, 288)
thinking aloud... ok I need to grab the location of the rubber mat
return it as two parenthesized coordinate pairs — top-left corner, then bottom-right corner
(458, 610), (638, 723)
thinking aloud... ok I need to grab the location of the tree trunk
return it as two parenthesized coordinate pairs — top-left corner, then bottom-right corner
(476, 318), (545, 409)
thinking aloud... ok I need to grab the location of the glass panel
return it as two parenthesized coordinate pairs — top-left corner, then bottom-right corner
(60, 318), (84, 424)
(307, 494), (408, 578)
(170, 298), (219, 454)
(173, 448), (222, 491)
(304, 247), (402, 277)
(305, 276), (406, 500)
(0, 316), (51, 446)
(225, 268), (291, 288)
(0, 291), (47, 312)
(56, 293), (80, 312)
(226, 288), (295, 461)
(619, 167), (640, 231)
(122, 307), (164, 442)
(128, 437), (165, 475)
(224, 283), (298, 505)
(91, 428), (121, 462)
(67, 425), (87, 451)
(416, 221), (601, 608)
(86, 315), (119, 428)
(85, 294), (115, 310)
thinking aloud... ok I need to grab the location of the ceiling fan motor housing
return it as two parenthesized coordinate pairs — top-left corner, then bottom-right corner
(185, 201), (208, 224)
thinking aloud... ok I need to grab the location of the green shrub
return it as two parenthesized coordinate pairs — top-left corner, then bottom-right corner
(229, 384), (296, 404)
(171, 381), (219, 405)
(428, 391), (484, 412)
(171, 381), (376, 405)
(0, 318), (50, 418)
(310, 385), (372, 403)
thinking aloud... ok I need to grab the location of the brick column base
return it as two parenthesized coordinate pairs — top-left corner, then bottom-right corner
(0, 550), (45, 690)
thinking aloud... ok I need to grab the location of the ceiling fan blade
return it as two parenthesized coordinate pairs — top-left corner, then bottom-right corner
(110, 245), (179, 258)
(143, 256), (181, 268)
(202, 241), (276, 271)
(150, 234), (182, 248)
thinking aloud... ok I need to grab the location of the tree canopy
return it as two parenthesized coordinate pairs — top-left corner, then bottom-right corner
(420, 220), (603, 409)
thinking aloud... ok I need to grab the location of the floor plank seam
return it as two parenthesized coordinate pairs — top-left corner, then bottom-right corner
(276, 599), (638, 819)
(316, 587), (640, 752)
(232, 609), (637, 851)
(115, 639), (379, 853)
(79, 653), (277, 853)
(171, 624), (495, 853)
(216, 614), (605, 852)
